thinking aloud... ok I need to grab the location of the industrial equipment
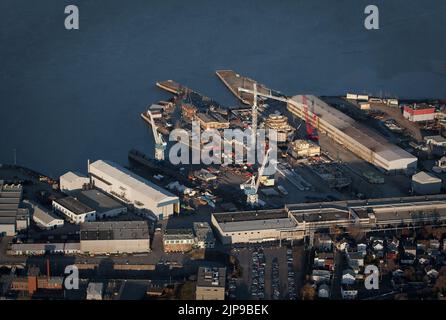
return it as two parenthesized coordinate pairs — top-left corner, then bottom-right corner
(146, 109), (167, 161)
(240, 148), (272, 207)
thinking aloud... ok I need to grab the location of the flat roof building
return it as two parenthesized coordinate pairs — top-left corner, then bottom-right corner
(163, 228), (195, 253)
(196, 267), (226, 300)
(193, 222), (216, 249)
(89, 160), (179, 220)
(212, 195), (446, 244)
(76, 189), (127, 219)
(80, 221), (150, 254)
(52, 197), (96, 224)
(211, 210), (303, 245)
(8, 242), (80, 256)
(287, 95), (417, 172)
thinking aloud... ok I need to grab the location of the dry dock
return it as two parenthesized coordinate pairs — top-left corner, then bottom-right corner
(216, 70), (283, 105)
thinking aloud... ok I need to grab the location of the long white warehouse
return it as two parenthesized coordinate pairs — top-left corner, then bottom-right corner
(88, 160), (179, 220)
(287, 95), (418, 172)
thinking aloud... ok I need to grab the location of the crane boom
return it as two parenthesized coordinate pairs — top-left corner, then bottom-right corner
(146, 109), (167, 161)
(255, 148), (272, 191)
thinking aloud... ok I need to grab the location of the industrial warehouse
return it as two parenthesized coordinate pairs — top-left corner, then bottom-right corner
(0, 181), (28, 236)
(89, 160), (180, 220)
(287, 95), (418, 172)
(211, 194), (446, 244)
(80, 221), (150, 254)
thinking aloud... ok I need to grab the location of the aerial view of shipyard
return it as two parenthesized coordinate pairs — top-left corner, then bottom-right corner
(1, 1), (446, 305)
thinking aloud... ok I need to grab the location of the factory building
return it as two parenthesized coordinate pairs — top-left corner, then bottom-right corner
(287, 95), (418, 172)
(163, 229), (195, 252)
(89, 160), (179, 220)
(31, 204), (64, 229)
(0, 181), (28, 236)
(193, 222), (216, 249)
(52, 197), (96, 224)
(211, 210), (303, 245)
(76, 189), (127, 219)
(80, 221), (150, 254)
(403, 104), (435, 122)
(212, 195), (446, 244)
(196, 267), (226, 300)
(289, 140), (321, 159)
(59, 171), (90, 195)
(411, 171), (442, 195)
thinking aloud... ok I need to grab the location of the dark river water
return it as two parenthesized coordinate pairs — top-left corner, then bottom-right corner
(1, 0), (445, 177)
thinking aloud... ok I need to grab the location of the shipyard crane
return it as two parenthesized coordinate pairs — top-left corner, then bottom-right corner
(302, 95), (319, 141)
(238, 86), (320, 143)
(240, 148), (272, 207)
(146, 110), (167, 161)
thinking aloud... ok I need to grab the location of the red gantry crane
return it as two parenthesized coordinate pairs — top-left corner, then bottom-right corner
(302, 95), (319, 141)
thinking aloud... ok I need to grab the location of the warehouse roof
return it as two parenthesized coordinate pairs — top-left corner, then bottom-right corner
(164, 228), (194, 240)
(77, 189), (124, 213)
(213, 209), (287, 223)
(412, 171), (441, 184)
(33, 206), (63, 225)
(10, 242), (80, 252)
(289, 95), (417, 164)
(0, 183), (22, 228)
(89, 160), (178, 204)
(213, 211), (298, 233)
(80, 221), (149, 241)
(60, 171), (88, 183)
(53, 197), (95, 215)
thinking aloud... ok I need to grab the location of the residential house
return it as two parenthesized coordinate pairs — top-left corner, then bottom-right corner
(314, 252), (334, 271)
(311, 269), (331, 284)
(417, 240), (430, 252)
(430, 239), (441, 250)
(346, 251), (364, 273)
(341, 284), (358, 300)
(372, 240), (384, 252)
(357, 243), (367, 255)
(387, 239), (399, 253)
(318, 284), (330, 299)
(341, 269), (356, 286)
(400, 253), (416, 265)
(403, 244), (417, 257)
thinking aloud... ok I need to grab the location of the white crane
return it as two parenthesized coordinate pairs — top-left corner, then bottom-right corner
(146, 110), (167, 161)
(240, 148), (272, 207)
(238, 83), (260, 148)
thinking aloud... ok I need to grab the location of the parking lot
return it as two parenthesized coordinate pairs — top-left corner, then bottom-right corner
(231, 245), (306, 300)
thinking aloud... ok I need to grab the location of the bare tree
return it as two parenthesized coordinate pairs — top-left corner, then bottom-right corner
(301, 284), (316, 300)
